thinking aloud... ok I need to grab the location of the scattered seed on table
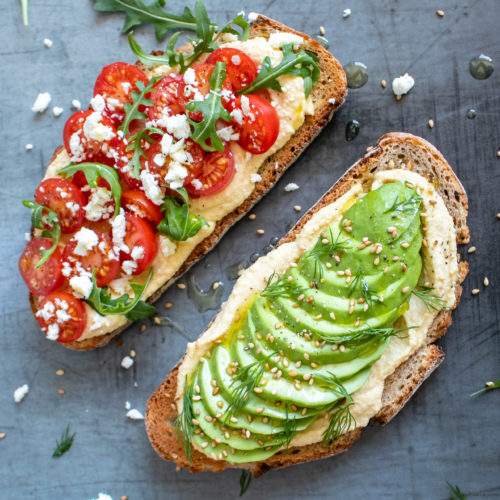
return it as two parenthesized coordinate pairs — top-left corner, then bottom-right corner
(257, 229), (265, 235)
(381, 79), (387, 88)
(164, 302), (173, 309)
(56, 369), (64, 376)
(177, 283), (186, 290)
(249, 214), (256, 220)
(483, 277), (489, 287)
(467, 246), (476, 254)
(428, 119), (434, 128)
(436, 9), (444, 17)
(471, 288), (480, 295)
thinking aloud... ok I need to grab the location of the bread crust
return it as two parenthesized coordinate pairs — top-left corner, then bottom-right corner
(29, 15), (347, 350)
(145, 132), (469, 476)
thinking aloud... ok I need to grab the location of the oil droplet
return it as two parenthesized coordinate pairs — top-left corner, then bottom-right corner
(152, 315), (191, 341)
(226, 260), (247, 280)
(270, 236), (280, 246)
(263, 244), (274, 254)
(250, 252), (260, 263)
(285, 221), (295, 232)
(469, 54), (494, 80)
(186, 275), (224, 312)
(466, 108), (476, 119)
(345, 120), (360, 141)
(344, 62), (368, 89)
(313, 35), (329, 49)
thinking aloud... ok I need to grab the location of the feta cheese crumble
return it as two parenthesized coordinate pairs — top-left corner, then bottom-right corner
(85, 187), (113, 221)
(13, 384), (29, 403)
(32, 92), (51, 113)
(268, 32), (304, 50)
(248, 12), (259, 22)
(392, 73), (415, 96)
(69, 273), (93, 299)
(140, 169), (163, 206)
(83, 112), (115, 141)
(112, 208), (129, 252)
(52, 106), (64, 117)
(73, 227), (99, 256)
(43, 38), (53, 48)
(126, 409), (144, 420)
(251, 173), (262, 183)
(121, 355), (134, 369)
(284, 182), (300, 192)
(343, 8), (351, 18)
(71, 99), (81, 110)
(25, 144), (33, 151)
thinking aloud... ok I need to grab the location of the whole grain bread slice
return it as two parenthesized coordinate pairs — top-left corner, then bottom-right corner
(29, 15), (347, 350)
(145, 132), (469, 477)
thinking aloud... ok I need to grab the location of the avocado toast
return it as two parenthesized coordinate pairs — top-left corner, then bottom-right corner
(146, 133), (469, 475)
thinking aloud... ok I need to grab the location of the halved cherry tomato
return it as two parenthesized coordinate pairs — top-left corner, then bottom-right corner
(206, 48), (258, 91)
(19, 238), (64, 296)
(62, 231), (119, 287)
(147, 75), (186, 123)
(120, 213), (158, 276)
(229, 95), (280, 154)
(93, 62), (148, 126)
(36, 292), (87, 343)
(185, 144), (235, 197)
(121, 190), (163, 226)
(35, 178), (86, 234)
(63, 110), (119, 166)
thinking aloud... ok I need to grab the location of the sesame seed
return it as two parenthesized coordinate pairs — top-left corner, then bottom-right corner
(471, 288), (480, 295)
(288, 371), (298, 377)
(0, 433), (6, 440)
(428, 119), (435, 128)
(387, 226), (396, 233)
(275, 322), (283, 329)
(256, 407), (264, 413)
(287, 276), (293, 282)
(396, 95), (402, 101)
(320, 25), (325, 35)
(339, 345), (345, 352)
(164, 302), (173, 309)
(303, 353), (310, 360)
(58, 388), (65, 395)
(295, 360), (302, 367)
(401, 242), (410, 248)
(383, 266), (389, 273)
(402, 286), (410, 293)
(374, 256), (380, 266)
(256, 229), (265, 235)
(294, 204), (302, 212)
(249, 213), (256, 220)
(422, 239), (429, 247)
(56, 369), (64, 376)
(230, 417), (238, 423)
(253, 387), (263, 393)
(140, 324), (147, 332)
(363, 303), (369, 312)
(381, 79), (387, 88)
(467, 246), (476, 254)
(329, 311), (336, 320)
(130, 349), (136, 358)
(326, 262), (332, 268)
(483, 277), (489, 287)
(331, 344), (338, 351)
(322, 238), (329, 245)
(334, 255), (341, 263)
(436, 9), (444, 17)
(393, 256), (400, 261)
(177, 283), (186, 289)
(303, 373), (312, 381)
(297, 294), (305, 301)
(192, 418), (200, 425)
(201, 442), (208, 448)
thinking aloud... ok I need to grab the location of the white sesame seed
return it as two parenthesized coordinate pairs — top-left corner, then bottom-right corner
(471, 288), (480, 295)
(467, 246), (476, 254)
(483, 277), (489, 287)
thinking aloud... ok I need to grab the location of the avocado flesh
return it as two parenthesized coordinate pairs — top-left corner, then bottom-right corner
(184, 182), (423, 462)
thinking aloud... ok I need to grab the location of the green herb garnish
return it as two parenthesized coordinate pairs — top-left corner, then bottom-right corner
(412, 286), (448, 312)
(239, 469), (252, 496)
(157, 187), (208, 241)
(87, 267), (156, 320)
(384, 191), (422, 216)
(239, 43), (320, 98)
(447, 482), (467, 500)
(59, 162), (122, 217)
(126, 126), (165, 179)
(185, 61), (231, 152)
(22, 201), (61, 268)
(316, 326), (414, 345)
(52, 425), (76, 458)
(261, 272), (307, 299)
(20, 0), (29, 25)
(174, 376), (195, 462)
(470, 378), (500, 397)
(281, 405), (297, 450)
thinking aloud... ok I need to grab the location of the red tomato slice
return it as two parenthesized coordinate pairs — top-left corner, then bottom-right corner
(230, 95), (280, 154)
(121, 190), (163, 226)
(120, 213), (158, 276)
(185, 143), (235, 197)
(206, 48), (258, 91)
(93, 62), (148, 126)
(147, 75), (186, 123)
(62, 231), (119, 287)
(35, 178), (86, 234)
(36, 292), (87, 343)
(19, 238), (64, 296)
(63, 110), (119, 166)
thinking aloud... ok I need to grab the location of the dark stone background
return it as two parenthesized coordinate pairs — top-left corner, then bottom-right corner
(1, 1), (498, 498)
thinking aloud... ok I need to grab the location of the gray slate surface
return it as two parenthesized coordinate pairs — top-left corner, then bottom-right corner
(1, 0), (499, 499)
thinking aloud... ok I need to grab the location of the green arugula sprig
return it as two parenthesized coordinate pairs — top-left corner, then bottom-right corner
(447, 482), (467, 500)
(119, 76), (161, 136)
(186, 61), (231, 152)
(470, 378), (500, 397)
(315, 326), (414, 345)
(59, 163), (122, 217)
(261, 271), (307, 299)
(87, 268), (156, 320)
(239, 469), (252, 496)
(412, 286), (448, 312)
(174, 376), (195, 462)
(52, 425), (76, 458)
(126, 126), (165, 179)
(22, 201), (61, 268)
(158, 188), (208, 241)
(239, 43), (320, 98)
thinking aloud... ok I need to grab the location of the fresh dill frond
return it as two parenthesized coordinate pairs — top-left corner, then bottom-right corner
(347, 267), (365, 297)
(281, 405), (298, 450)
(174, 377), (195, 462)
(470, 378), (500, 397)
(315, 326), (414, 345)
(412, 286), (448, 312)
(52, 425), (76, 458)
(261, 272), (307, 299)
(360, 278), (379, 305)
(384, 192), (422, 216)
(239, 469), (252, 496)
(447, 481), (467, 500)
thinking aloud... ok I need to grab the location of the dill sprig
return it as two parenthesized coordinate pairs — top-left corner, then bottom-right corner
(239, 469), (252, 496)
(347, 267), (364, 297)
(52, 425), (76, 458)
(384, 191), (422, 216)
(470, 378), (500, 397)
(174, 377), (195, 462)
(412, 286), (448, 312)
(447, 481), (467, 500)
(261, 272), (307, 299)
(315, 326), (414, 345)
(360, 278), (379, 305)
(303, 228), (350, 281)
(281, 405), (298, 450)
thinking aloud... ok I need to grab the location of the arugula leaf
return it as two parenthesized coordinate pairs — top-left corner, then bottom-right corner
(447, 482), (467, 500)
(87, 268), (156, 319)
(22, 201), (61, 268)
(239, 43), (320, 98)
(119, 76), (160, 136)
(215, 11), (249, 43)
(157, 188), (208, 241)
(186, 61), (231, 152)
(52, 425), (76, 458)
(20, 0), (29, 26)
(470, 378), (500, 397)
(58, 162), (122, 217)
(126, 126), (165, 179)
(239, 469), (252, 496)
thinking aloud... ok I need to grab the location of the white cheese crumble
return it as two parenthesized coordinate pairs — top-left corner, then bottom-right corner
(328, 98), (336, 105)
(73, 227), (98, 256)
(112, 208), (129, 253)
(125, 401), (131, 410)
(46, 323), (60, 341)
(83, 112), (115, 141)
(191, 178), (203, 191)
(164, 114), (190, 140)
(140, 169), (163, 205)
(24, 232), (31, 241)
(230, 108), (244, 125)
(165, 161), (188, 190)
(90, 94), (106, 113)
(85, 187), (113, 221)
(90, 494), (113, 500)
(25, 144), (33, 151)
(65, 201), (80, 216)
(231, 54), (241, 65)
(343, 8), (351, 18)
(160, 236), (177, 257)
(121, 260), (137, 275)
(43, 38), (53, 48)
(183, 67), (196, 85)
(268, 32), (304, 49)
(69, 273), (93, 299)
(248, 12), (259, 22)
(52, 106), (64, 117)
(251, 173), (262, 183)
(284, 182), (300, 192)
(392, 73), (415, 96)
(121, 356), (134, 369)
(131, 246), (144, 261)
(36, 300), (55, 321)
(32, 92), (51, 113)
(126, 409), (144, 420)
(13, 384), (29, 403)
(71, 99), (81, 110)
(217, 125), (239, 141)
(69, 131), (85, 162)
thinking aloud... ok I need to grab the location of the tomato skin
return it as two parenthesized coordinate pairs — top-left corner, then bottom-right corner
(147, 75), (186, 122)
(93, 62), (148, 126)
(206, 48), (258, 91)
(36, 292), (87, 343)
(121, 213), (158, 276)
(62, 231), (119, 288)
(35, 178), (86, 234)
(185, 143), (235, 197)
(19, 238), (64, 296)
(121, 190), (163, 226)
(63, 110), (119, 166)
(230, 95), (280, 154)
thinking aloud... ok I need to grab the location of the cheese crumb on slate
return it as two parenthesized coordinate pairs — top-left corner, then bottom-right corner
(43, 38), (53, 48)
(71, 99), (81, 110)
(121, 356), (134, 369)
(248, 12), (259, 22)
(343, 8), (351, 18)
(126, 409), (144, 420)
(13, 384), (29, 403)
(392, 73), (415, 96)
(25, 144), (33, 151)
(125, 401), (131, 410)
(284, 182), (300, 192)
(52, 106), (64, 117)
(32, 92), (51, 113)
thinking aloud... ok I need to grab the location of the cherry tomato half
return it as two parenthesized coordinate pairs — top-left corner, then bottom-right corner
(36, 292), (87, 343)
(206, 48), (258, 91)
(121, 190), (163, 226)
(35, 178), (86, 234)
(147, 75), (186, 123)
(19, 238), (64, 296)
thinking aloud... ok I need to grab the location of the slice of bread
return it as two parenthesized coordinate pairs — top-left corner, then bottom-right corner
(145, 132), (469, 477)
(29, 15), (347, 350)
